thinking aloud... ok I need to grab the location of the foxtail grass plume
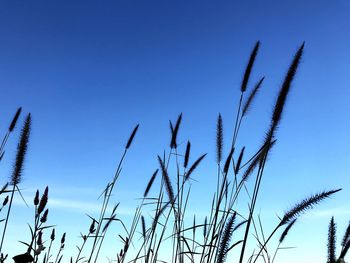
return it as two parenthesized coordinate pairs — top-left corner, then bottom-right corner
(40, 208), (49, 223)
(266, 43), (304, 144)
(34, 190), (39, 205)
(184, 141), (191, 168)
(279, 218), (297, 243)
(11, 113), (31, 185)
(234, 146), (245, 174)
(50, 229), (55, 241)
(192, 215), (196, 237)
(143, 169), (159, 197)
(141, 215), (146, 239)
(223, 148), (234, 175)
(327, 217), (336, 263)
(184, 154), (207, 181)
(170, 113), (182, 149)
(157, 155), (175, 204)
(203, 216), (207, 238)
(217, 212), (236, 263)
(2, 196), (8, 206)
(89, 220), (96, 234)
(241, 41), (260, 92)
(242, 77), (264, 116)
(61, 232), (66, 246)
(216, 114), (223, 163)
(9, 107), (22, 133)
(37, 186), (49, 215)
(272, 43), (304, 126)
(125, 124), (139, 149)
(280, 189), (341, 226)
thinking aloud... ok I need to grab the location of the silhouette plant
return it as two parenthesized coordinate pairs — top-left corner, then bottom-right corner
(0, 43), (345, 263)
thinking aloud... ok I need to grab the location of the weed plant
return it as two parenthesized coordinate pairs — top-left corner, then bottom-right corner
(0, 43), (347, 263)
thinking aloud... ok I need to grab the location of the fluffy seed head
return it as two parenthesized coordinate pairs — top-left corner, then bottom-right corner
(40, 209), (49, 223)
(280, 188), (341, 226)
(184, 141), (191, 168)
(157, 155), (174, 204)
(216, 114), (223, 163)
(327, 217), (336, 263)
(125, 124), (139, 149)
(144, 169), (158, 198)
(241, 41), (260, 92)
(34, 190), (39, 206)
(50, 229), (55, 241)
(11, 114), (31, 185)
(37, 186), (49, 215)
(9, 107), (22, 132)
(170, 113), (182, 149)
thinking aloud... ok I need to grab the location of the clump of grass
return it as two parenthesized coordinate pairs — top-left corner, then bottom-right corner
(0, 42), (345, 263)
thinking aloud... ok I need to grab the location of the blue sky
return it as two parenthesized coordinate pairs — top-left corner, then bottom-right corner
(0, 0), (350, 262)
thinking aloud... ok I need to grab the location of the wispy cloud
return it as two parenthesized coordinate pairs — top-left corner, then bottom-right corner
(13, 195), (135, 216)
(305, 207), (350, 218)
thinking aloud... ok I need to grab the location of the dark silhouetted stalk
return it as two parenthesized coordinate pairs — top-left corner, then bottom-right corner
(0, 114), (31, 255)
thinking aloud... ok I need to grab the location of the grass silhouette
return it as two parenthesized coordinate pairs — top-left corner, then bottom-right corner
(0, 42), (346, 263)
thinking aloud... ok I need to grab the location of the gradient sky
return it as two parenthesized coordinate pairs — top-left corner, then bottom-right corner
(0, 1), (350, 262)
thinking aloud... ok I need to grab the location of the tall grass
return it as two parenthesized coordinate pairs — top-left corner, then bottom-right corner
(0, 43), (346, 263)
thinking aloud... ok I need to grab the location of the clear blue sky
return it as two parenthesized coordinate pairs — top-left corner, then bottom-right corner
(0, 0), (349, 262)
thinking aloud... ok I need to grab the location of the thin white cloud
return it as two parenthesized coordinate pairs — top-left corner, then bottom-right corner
(305, 207), (350, 218)
(13, 195), (135, 216)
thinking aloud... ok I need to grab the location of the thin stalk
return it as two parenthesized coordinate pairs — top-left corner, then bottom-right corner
(88, 149), (127, 262)
(239, 147), (268, 263)
(232, 92), (244, 149)
(0, 184), (16, 254)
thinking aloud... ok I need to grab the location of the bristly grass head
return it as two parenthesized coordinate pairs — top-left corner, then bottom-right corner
(141, 215), (146, 240)
(184, 141), (191, 168)
(11, 113), (31, 185)
(184, 154), (207, 181)
(223, 147), (234, 175)
(216, 114), (223, 164)
(34, 190), (39, 206)
(241, 41), (260, 92)
(217, 212), (236, 263)
(280, 189), (341, 226)
(234, 146), (245, 174)
(170, 113), (182, 149)
(157, 155), (175, 204)
(279, 218), (297, 243)
(267, 43), (304, 144)
(50, 228), (55, 241)
(37, 186), (49, 215)
(272, 43), (304, 126)
(144, 169), (159, 198)
(327, 216), (336, 263)
(125, 124), (139, 149)
(242, 77), (264, 117)
(9, 107), (22, 133)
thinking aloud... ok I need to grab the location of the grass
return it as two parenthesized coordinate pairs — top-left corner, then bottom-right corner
(0, 42), (347, 263)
